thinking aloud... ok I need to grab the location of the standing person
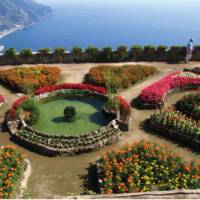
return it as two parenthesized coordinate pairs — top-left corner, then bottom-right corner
(185, 39), (194, 63)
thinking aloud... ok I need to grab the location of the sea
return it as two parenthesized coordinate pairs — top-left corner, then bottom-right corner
(0, 0), (200, 51)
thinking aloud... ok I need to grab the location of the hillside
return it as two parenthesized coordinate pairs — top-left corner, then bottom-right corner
(0, 0), (52, 33)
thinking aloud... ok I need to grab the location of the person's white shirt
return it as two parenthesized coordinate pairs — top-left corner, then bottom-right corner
(187, 41), (193, 51)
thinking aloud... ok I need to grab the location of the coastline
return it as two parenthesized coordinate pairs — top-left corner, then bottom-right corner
(0, 25), (25, 40)
(0, 12), (54, 41)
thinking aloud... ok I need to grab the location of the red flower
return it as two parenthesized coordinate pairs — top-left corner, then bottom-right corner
(34, 83), (107, 95)
(139, 71), (200, 103)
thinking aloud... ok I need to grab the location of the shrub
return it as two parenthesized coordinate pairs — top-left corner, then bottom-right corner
(39, 48), (51, 54)
(168, 46), (186, 62)
(129, 45), (143, 61)
(54, 47), (66, 55)
(101, 47), (113, 62)
(0, 145), (24, 199)
(20, 48), (32, 57)
(104, 96), (120, 112)
(104, 95), (131, 121)
(0, 66), (61, 93)
(115, 45), (128, 61)
(4, 48), (17, 57)
(64, 106), (76, 122)
(72, 47), (84, 62)
(18, 98), (40, 125)
(176, 93), (200, 120)
(117, 96), (131, 121)
(85, 45), (99, 62)
(98, 141), (200, 194)
(143, 45), (156, 61)
(156, 45), (168, 61)
(85, 65), (158, 92)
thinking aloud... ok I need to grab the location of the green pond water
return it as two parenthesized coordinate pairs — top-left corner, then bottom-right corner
(32, 97), (108, 136)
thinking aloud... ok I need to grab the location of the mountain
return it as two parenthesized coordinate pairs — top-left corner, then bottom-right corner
(0, 0), (53, 32)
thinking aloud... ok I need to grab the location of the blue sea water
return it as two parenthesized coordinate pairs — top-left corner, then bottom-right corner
(1, 0), (200, 51)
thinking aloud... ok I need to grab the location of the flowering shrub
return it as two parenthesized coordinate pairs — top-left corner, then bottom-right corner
(7, 96), (28, 121)
(0, 66), (61, 93)
(85, 65), (158, 92)
(149, 107), (200, 140)
(117, 96), (131, 121)
(98, 141), (200, 194)
(0, 145), (24, 199)
(104, 96), (131, 122)
(137, 71), (200, 108)
(176, 93), (200, 120)
(34, 83), (107, 95)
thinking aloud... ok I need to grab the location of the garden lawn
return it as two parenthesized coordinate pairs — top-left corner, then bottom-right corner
(32, 97), (108, 136)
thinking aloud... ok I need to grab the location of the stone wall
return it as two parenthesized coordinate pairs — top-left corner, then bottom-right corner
(9, 120), (121, 156)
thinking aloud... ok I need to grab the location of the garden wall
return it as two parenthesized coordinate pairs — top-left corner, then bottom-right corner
(1, 45), (200, 65)
(68, 189), (200, 199)
(8, 120), (121, 156)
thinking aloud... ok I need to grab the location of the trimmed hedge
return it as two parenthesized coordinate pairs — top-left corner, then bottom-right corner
(1, 44), (200, 65)
(84, 65), (158, 92)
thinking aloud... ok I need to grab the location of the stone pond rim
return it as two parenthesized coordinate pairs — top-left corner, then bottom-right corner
(7, 87), (131, 156)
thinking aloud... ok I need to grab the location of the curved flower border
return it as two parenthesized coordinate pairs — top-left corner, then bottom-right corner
(135, 71), (200, 109)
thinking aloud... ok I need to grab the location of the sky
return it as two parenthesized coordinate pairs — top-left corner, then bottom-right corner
(36, 0), (200, 8)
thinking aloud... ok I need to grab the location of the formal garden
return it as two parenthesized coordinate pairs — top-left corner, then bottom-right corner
(0, 63), (200, 198)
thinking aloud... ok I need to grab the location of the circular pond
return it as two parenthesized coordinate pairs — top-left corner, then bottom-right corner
(32, 96), (109, 136)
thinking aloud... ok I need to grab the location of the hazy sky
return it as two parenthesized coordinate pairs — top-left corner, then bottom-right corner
(36, 0), (200, 8)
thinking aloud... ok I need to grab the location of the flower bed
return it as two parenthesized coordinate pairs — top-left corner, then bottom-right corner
(0, 66), (61, 93)
(7, 84), (131, 156)
(34, 83), (107, 95)
(0, 145), (24, 199)
(148, 107), (200, 151)
(97, 141), (200, 194)
(176, 93), (200, 120)
(135, 71), (200, 109)
(84, 65), (158, 92)
(103, 96), (131, 131)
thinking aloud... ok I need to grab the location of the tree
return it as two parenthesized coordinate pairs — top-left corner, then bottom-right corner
(4, 48), (17, 57)
(20, 48), (32, 57)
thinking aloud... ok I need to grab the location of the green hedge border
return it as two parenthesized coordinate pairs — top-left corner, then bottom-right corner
(1, 45), (200, 65)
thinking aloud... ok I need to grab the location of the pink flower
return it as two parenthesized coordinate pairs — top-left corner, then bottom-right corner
(138, 71), (200, 103)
